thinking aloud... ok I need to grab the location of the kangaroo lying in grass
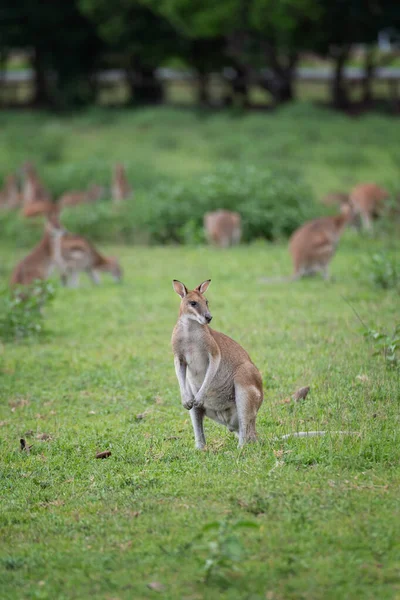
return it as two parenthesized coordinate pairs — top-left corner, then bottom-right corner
(171, 279), (263, 448)
(59, 184), (104, 208)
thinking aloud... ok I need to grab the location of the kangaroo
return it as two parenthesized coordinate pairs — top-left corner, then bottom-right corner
(0, 175), (21, 209)
(10, 209), (65, 286)
(261, 203), (353, 283)
(59, 184), (104, 209)
(322, 192), (349, 206)
(204, 210), (242, 248)
(22, 162), (51, 206)
(54, 233), (122, 287)
(112, 164), (132, 203)
(171, 280), (263, 449)
(21, 163), (53, 217)
(349, 183), (389, 230)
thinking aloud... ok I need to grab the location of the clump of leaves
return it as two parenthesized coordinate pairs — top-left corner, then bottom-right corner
(197, 519), (258, 585)
(0, 280), (55, 341)
(367, 252), (400, 291)
(365, 324), (400, 369)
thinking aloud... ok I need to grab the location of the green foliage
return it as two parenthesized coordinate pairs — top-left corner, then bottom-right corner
(142, 163), (315, 244)
(365, 324), (400, 369)
(197, 520), (258, 585)
(0, 281), (55, 341)
(367, 252), (400, 291)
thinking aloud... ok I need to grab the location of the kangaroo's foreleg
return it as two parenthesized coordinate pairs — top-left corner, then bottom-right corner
(174, 356), (193, 410)
(193, 352), (221, 408)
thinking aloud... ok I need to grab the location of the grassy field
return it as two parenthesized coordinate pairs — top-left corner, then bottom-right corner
(1, 234), (400, 600)
(0, 104), (399, 201)
(1, 106), (400, 599)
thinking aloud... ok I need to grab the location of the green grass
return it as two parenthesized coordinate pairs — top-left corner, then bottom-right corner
(0, 104), (399, 202)
(1, 232), (400, 599)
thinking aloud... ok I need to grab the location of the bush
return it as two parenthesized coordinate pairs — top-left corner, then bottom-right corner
(367, 252), (400, 291)
(142, 163), (316, 244)
(0, 163), (316, 246)
(0, 281), (55, 341)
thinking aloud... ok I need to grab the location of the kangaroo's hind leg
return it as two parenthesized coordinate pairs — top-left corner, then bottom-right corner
(234, 365), (263, 447)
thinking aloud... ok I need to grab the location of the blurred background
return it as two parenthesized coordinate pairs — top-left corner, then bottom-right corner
(1, 0), (400, 110)
(0, 0), (400, 251)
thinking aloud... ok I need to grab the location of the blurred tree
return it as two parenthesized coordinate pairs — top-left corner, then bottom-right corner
(0, 0), (103, 108)
(315, 0), (400, 109)
(80, 0), (181, 104)
(144, 0), (319, 105)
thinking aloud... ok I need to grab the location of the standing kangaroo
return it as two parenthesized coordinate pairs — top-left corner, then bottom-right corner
(349, 183), (389, 230)
(204, 210), (242, 247)
(21, 162), (53, 217)
(112, 164), (132, 203)
(288, 202), (354, 280)
(171, 280), (263, 449)
(10, 210), (65, 286)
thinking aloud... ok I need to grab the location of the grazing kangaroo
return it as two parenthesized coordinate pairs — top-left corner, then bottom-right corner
(349, 183), (389, 230)
(10, 210), (65, 286)
(0, 175), (21, 209)
(54, 232), (122, 287)
(204, 210), (242, 248)
(321, 192), (349, 206)
(59, 184), (104, 208)
(112, 164), (132, 203)
(288, 202), (354, 280)
(171, 280), (263, 449)
(261, 203), (353, 283)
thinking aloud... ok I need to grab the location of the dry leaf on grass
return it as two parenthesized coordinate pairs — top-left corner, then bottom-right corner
(96, 450), (112, 459)
(147, 582), (165, 592)
(292, 386), (310, 402)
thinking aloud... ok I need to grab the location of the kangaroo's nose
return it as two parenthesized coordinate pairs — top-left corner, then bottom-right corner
(205, 313), (213, 323)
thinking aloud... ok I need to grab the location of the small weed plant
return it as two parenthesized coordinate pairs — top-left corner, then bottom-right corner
(0, 280), (55, 341)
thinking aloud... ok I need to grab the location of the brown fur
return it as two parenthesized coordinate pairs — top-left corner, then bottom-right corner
(288, 203), (353, 279)
(54, 233), (122, 286)
(204, 210), (242, 248)
(112, 164), (132, 203)
(0, 175), (21, 209)
(21, 163), (53, 217)
(321, 192), (349, 206)
(171, 280), (263, 448)
(59, 184), (104, 208)
(10, 209), (64, 286)
(349, 183), (389, 230)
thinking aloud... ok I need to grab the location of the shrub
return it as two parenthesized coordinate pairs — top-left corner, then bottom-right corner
(0, 163), (316, 246)
(0, 281), (55, 341)
(365, 324), (400, 370)
(367, 252), (400, 291)
(142, 163), (316, 244)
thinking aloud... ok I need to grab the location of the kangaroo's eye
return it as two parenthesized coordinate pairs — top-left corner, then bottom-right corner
(189, 301), (197, 307)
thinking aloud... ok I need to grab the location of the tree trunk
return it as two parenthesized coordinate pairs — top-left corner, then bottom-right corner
(125, 60), (163, 105)
(230, 66), (248, 108)
(362, 48), (375, 105)
(31, 49), (52, 108)
(331, 46), (350, 110)
(260, 68), (295, 104)
(197, 72), (210, 106)
(0, 50), (7, 107)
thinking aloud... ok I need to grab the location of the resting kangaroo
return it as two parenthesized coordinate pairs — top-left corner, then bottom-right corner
(171, 280), (263, 449)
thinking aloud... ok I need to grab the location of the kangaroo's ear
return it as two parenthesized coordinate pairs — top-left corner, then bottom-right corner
(195, 279), (211, 294)
(173, 280), (188, 298)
